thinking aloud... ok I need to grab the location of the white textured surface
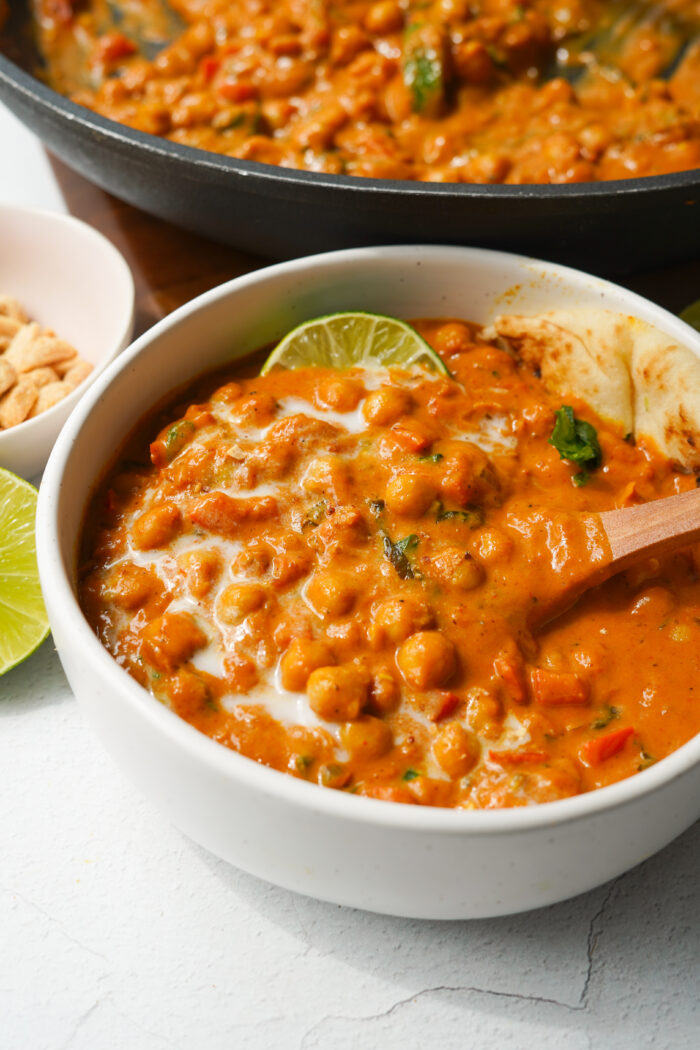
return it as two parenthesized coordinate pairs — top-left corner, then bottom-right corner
(1, 101), (699, 1050)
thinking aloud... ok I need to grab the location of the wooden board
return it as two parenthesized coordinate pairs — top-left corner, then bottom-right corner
(49, 156), (700, 339)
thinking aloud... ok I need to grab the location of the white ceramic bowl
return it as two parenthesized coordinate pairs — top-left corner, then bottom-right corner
(0, 204), (134, 478)
(36, 246), (700, 919)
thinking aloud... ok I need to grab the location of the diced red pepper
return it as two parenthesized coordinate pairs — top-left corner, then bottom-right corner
(425, 691), (460, 723)
(493, 654), (528, 704)
(94, 32), (137, 66)
(200, 57), (221, 82)
(531, 669), (589, 706)
(218, 80), (257, 103)
(489, 749), (548, 766)
(389, 418), (434, 453)
(580, 726), (635, 766)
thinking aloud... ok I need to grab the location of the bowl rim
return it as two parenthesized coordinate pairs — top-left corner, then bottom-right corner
(37, 243), (700, 837)
(2, 52), (700, 203)
(0, 201), (135, 444)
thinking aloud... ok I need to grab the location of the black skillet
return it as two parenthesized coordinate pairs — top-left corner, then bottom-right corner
(1, 0), (699, 274)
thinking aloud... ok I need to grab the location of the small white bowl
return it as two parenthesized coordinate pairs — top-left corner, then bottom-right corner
(0, 204), (134, 478)
(36, 246), (700, 919)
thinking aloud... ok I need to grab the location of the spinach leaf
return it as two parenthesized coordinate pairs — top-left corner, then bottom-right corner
(381, 531), (420, 580)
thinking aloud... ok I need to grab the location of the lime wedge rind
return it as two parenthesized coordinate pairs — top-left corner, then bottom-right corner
(261, 311), (451, 376)
(0, 468), (50, 676)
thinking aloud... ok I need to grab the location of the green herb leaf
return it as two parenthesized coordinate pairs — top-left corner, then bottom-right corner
(165, 419), (196, 454)
(591, 704), (620, 730)
(436, 503), (484, 527)
(573, 471), (590, 487)
(549, 406), (602, 478)
(638, 750), (657, 771)
(402, 768), (420, 781)
(381, 531), (420, 579)
(419, 452), (443, 462)
(302, 499), (327, 530)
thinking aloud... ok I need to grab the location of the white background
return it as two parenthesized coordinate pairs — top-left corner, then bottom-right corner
(1, 100), (699, 1050)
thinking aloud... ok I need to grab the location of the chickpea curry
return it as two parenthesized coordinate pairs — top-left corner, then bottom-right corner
(79, 315), (700, 808)
(31, 0), (700, 183)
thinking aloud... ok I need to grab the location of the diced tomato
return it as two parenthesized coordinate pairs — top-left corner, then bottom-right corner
(580, 726), (635, 766)
(489, 749), (548, 766)
(531, 669), (589, 706)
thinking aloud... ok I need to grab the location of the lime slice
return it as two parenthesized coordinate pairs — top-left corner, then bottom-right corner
(680, 299), (700, 333)
(261, 312), (450, 376)
(0, 468), (49, 676)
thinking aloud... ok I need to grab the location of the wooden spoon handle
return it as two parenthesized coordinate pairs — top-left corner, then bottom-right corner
(599, 487), (700, 574)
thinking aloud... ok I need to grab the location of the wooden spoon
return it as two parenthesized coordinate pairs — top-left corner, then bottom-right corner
(530, 487), (700, 627)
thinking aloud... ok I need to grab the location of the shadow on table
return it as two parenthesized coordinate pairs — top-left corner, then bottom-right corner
(0, 637), (67, 712)
(193, 809), (700, 1043)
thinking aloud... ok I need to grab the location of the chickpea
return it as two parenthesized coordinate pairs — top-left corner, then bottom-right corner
(330, 25), (371, 66)
(211, 381), (242, 405)
(465, 687), (503, 738)
(302, 456), (348, 498)
(313, 376), (363, 412)
(232, 544), (272, 577)
(141, 611), (207, 672)
(362, 386), (412, 426)
(169, 669), (211, 719)
(340, 716), (393, 760)
(384, 474), (436, 517)
(397, 631), (458, 690)
(178, 549), (222, 598)
(305, 571), (356, 618)
(373, 596), (434, 644)
(429, 547), (484, 590)
(224, 652), (258, 693)
(453, 40), (494, 85)
(131, 502), (181, 550)
(231, 392), (278, 427)
(280, 638), (335, 692)
(630, 586), (675, 620)
(439, 442), (495, 506)
(364, 0), (403, 35)
(217, 584), (266, 625)
(368, 668), (401, 715)
(474, 528), (513, 564)
(293, 102), (349, 152)
(433, 722), (480, 779)
(357, 782), (416, 804)
(307, 665), (368, 721)
(431, 322), (473, 356)
(105, 563), (163, 611)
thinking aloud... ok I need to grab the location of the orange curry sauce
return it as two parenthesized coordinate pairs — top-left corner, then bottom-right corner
(34, 0), (700, 183)
(79, 320), (700, 808)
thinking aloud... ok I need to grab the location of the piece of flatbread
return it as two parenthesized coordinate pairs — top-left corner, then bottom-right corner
(487, 309), (700, 471)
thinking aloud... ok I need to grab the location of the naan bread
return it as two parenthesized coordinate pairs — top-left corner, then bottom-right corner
(487, 309), (700, 471)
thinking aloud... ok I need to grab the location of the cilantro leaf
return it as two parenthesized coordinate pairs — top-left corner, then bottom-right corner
(549, 406), (602, 478)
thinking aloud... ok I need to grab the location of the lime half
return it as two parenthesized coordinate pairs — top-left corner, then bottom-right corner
(261, 312), (450, 376)
(0, 468), (49, 676)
